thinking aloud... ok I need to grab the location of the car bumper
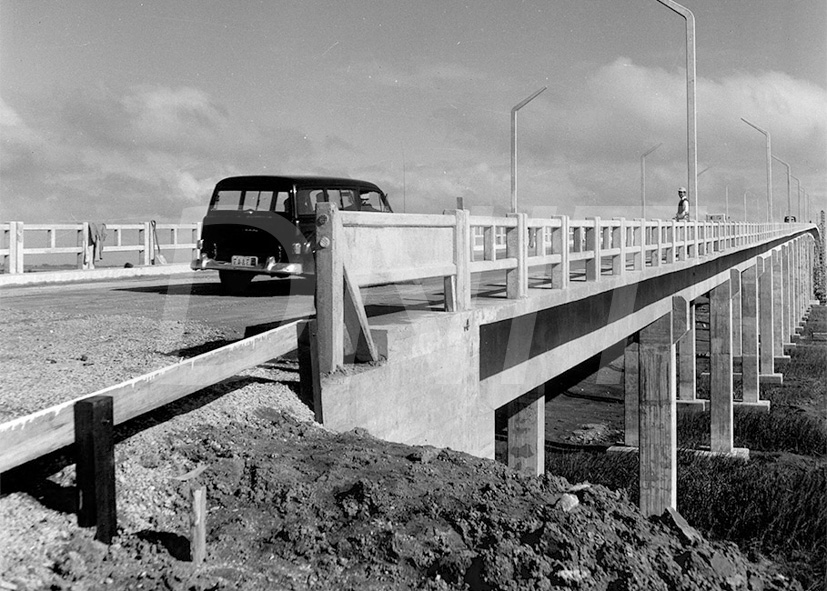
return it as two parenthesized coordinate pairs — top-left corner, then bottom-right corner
(191, 257), (306, 276)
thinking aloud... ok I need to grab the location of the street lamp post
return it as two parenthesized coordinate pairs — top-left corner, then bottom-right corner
(640, 142), (662, 219)
(511, 86), (547, 213)
(741, 118), (773, 222)
(771, 154), (792, 220)
(656, 0), (697, 220)
(791, 175), (801, 221)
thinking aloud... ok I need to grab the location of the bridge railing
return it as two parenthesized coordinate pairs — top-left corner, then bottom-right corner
(1, 221), (201, 273)
(324, 205), (811, 314)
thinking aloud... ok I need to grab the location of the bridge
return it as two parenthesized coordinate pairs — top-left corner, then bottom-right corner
(1, 211), (823, 519)
(306, 205), (822, 517)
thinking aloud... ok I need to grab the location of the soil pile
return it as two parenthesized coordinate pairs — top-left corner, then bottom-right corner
(2, 404), (799, 590)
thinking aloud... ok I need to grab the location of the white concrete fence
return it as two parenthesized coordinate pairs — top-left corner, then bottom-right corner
(1, 221), (201, 274)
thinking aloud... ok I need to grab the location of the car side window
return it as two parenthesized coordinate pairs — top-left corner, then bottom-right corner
(359, 189), (386, 212)
(296, 189), (325, 215)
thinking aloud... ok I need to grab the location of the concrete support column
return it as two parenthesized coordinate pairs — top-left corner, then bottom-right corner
(757, 254), (780, 383)
(782, 245), (793, 345)
(739, 263), (766, 406)
(730, 268), (742, 360)
(677, 301), (706, 409)
(772, 249), (790, 364)
(710, 281), (734, 454)
(624, 337), (639, 447)
(638, 297), (686, 517)
(506, 385), (545, 477)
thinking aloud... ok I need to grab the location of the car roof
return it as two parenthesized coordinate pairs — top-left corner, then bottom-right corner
(215, 175), (384, 193)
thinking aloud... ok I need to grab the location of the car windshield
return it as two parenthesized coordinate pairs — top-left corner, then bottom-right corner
(210, 189), (290, 213)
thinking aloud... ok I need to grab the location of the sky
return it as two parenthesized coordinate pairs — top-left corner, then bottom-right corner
(1, 0), (825, 224)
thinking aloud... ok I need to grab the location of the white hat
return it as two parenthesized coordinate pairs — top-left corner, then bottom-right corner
(678, 187), (687, 193)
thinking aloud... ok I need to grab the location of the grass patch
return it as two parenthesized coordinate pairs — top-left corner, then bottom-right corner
(545, 305), (827, 589)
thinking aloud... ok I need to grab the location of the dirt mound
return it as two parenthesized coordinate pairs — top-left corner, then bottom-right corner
(2, 408), (799, 591)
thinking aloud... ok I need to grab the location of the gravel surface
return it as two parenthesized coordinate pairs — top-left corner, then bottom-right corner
(0, 305), (804, 590)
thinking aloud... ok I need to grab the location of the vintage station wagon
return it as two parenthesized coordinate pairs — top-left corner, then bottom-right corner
(191, 175), (392, 293)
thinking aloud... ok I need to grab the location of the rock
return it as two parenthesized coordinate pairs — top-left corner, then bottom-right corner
(662, 506), (703, 546)
(406, 446), (440, 464)
(555, 567), (591, 587)
(555, 493), (579, 512)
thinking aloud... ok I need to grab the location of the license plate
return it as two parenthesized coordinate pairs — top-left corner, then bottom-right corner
(231, 255), (258, 267)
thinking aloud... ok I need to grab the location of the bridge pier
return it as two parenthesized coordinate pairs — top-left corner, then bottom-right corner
(506, 385), (545, 477)
(638, 297), (688, 517)
(738, 262), (769, 408)
(676, 300), (707, 411)
(758, 254), (783, 384)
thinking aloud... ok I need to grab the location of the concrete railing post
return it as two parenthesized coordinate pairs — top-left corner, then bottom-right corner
(506, 213), (527, 299)
(633, 219), (644, 271)
(80, 222), (92, 270)
(142, 222), (152, 266)
(612, 219), (626, 276)
(709, 280), (734, 454)
(445, 209), (472, 311)
(315, 202), (344, 374)
(8, 221), (24, 274)
(585, 217), (601, 281)
(550, 215), (569, 289)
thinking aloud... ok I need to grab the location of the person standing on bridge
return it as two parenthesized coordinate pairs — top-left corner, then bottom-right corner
(675, 187), (690, 221)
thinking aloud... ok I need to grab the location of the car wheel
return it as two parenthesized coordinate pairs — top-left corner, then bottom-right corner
(219, 270), (254, 295)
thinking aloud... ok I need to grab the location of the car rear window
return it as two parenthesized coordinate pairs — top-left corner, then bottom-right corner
(211, 190), (290, 212)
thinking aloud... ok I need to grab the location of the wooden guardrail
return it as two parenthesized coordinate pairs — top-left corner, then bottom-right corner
(0, 320), (301, 473)
(1, 221), (201, 273)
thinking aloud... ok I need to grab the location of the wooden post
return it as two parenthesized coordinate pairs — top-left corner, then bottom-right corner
(190, 486), (207, 565)
(74, 395), (117, 543)
(315, 202), (344, 374)
(638, 299), (685, 517)
(506, 385), (545, 477)
(710, 280), (733, 454)
(623, 336), (639, 447)
(506, 213), (527, 298)
(550, 216), (569, 289)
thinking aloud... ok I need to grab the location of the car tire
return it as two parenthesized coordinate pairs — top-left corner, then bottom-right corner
(219, 270), (254, 295)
